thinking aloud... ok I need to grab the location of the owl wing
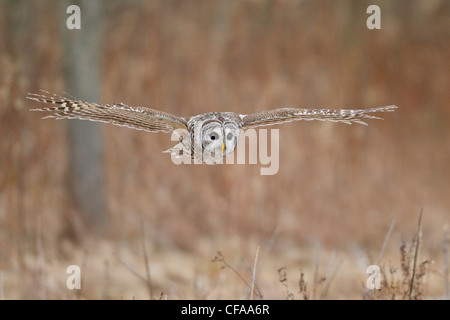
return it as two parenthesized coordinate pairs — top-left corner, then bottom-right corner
(241, 105), (397, 129)
(27, 91), (188, 133)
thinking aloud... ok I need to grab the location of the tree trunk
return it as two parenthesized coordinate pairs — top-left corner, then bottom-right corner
(61, 0), (107, 230)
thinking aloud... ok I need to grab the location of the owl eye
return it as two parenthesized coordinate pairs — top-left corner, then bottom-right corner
(210, 132), (219, 140)
(226, 132), (233, 140)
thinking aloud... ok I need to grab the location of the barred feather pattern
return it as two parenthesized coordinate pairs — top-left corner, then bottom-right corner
(27, 91), (188, 133)
(241, 106), (398, 128)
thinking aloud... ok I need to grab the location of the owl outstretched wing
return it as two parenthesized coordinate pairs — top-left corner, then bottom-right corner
(241, 105), (397, 129)
(27, 91), (188, 133)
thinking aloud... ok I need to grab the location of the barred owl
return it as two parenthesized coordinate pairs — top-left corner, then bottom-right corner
(28, 91), (397, 164)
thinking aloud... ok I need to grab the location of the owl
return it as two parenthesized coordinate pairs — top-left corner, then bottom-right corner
(28, 91), (397, 164)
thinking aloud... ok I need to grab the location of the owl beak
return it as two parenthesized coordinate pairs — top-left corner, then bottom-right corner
(222, 143), (225, 152)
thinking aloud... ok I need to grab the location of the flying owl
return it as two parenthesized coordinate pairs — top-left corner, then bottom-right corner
(28, 91), (397, 164)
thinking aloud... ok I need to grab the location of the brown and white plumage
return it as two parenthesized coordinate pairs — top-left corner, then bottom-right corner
(28, 91), (188, 133)
(241, 106), (396, 128)
(27, 91), (397, 163)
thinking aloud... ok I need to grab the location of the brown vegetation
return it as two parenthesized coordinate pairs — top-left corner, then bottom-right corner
(0, 0), (449, 299)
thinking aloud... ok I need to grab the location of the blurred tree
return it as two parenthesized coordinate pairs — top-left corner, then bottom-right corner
(61, 0), (107, 230)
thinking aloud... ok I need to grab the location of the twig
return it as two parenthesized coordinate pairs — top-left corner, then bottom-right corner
(377, 219), (396, 265)
(113, 252), (147, 282)
(277, 267), (294, 299)
(298, 270), (309, 300)
(409, 209), (423, 300)
(244, 225), (281, 299)
(77, 249), (88, 300)
(320, 251), (342, 299)
(256, 225), (281, 277)
(364, 220), (395, 300)
(141, 222), (153, 300)
(250, 246), (260, 300)
(312, 242), (320, 300)
(212, 251), (260, 298)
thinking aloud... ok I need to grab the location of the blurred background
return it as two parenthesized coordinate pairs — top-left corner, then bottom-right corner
(0, 0), (449, 299)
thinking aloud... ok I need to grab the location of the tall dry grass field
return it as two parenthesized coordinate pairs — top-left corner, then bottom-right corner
(0, 0), (449, 299)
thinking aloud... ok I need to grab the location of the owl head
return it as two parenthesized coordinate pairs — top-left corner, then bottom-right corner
(190, 114), (242, 163)
(202, 121), (240, 155)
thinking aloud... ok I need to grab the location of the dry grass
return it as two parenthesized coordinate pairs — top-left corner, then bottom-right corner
(0, 0), (449, 299)
(362, 240), (429, 300)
